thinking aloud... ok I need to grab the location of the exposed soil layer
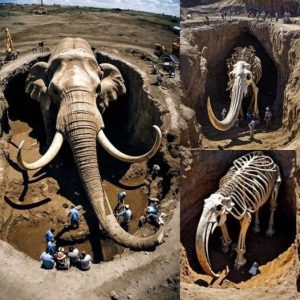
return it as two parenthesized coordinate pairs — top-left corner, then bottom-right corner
(0, 5), (180, 299)
(180, 149), (299, 298)
(181, 19), (300, 149)
(182, 0), (300, 16)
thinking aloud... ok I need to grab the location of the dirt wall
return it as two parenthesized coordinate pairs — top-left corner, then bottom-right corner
(244, 0), (300, 15)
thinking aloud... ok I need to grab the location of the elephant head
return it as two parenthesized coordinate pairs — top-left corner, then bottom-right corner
(207, 60), (252, 131)
(195, 193), (234, 277)
(17, 38), (163, 250)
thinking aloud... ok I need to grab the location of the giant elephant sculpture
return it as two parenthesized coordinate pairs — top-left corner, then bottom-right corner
(17, 37), (164, 250)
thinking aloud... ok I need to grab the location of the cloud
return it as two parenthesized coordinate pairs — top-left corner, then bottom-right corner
(2, 0), (179, 16)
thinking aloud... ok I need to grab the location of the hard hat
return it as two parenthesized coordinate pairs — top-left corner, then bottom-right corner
(266, 107), (270, 110)
(125, 204), (130, 209)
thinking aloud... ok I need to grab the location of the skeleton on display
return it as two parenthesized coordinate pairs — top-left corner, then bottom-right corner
(207, 46), (262, 131)
(195, 151), (281, 277)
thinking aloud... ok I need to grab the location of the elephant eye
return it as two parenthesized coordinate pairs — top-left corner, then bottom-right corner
(216, 204), (223, 212)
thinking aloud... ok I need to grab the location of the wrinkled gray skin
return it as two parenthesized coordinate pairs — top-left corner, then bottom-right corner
(18, 38), (164, 250)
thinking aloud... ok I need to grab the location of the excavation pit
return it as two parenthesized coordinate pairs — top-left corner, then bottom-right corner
(180, 150), (297, 288)
(181, 20), (300, 149)
(202, 33), (278, 130)
(0, 52), (172, 263)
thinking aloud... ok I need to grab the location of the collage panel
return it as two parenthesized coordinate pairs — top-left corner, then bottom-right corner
(180, 150), (298, 298)
(0, 2), (180, 299)
(181, 0), (300, 150)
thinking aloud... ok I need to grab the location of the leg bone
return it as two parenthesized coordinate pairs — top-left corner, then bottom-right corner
(266, 180), (280, 236)
(253, 211), (260, 233)
(220, 223), (232, 253)
(235, 212), (252, 270)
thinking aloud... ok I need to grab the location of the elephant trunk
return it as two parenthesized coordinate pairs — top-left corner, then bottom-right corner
(207, 76), (245, 131)
(195, 207), (219, 277)
(58, 91), (164, 250)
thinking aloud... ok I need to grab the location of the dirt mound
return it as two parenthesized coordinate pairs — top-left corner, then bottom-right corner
(244, 0), (300, 15)
(182, 0), (300, 16)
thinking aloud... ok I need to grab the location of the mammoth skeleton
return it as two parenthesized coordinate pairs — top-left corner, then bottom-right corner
(17, 38), (164, 250)
(195, 151), (281, 277)
(207, 46), (262, 131)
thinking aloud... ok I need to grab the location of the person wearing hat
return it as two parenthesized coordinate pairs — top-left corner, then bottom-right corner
(152, 165), (160, 177)
(68, 205), (80, 228)
(114, 191), (127, 215)
(44, 228), (55, 242)
(248, 119), (256, 140)
(56, 250), (70, 270)
(264, 107), (272, 130)
(79, 251), (92, 271)
(40, 248), (55, 269)
(118, 204), (132, 232)
(68, 246), (80, 266)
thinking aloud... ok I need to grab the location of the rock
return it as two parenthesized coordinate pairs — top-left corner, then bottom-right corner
(127, 295), (133, 299)
(110, 291), (119, 300)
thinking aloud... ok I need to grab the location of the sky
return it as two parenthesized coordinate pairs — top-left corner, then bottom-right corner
(0, 0), (180, 16)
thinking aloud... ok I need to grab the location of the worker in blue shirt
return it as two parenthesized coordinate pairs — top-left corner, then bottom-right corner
(114, 191), (127, 215)
(40, 248), (55, 269)
(118, 204), (132, 232)
(47, 238), (57, 256)
(145, 207), (160, 229)
(69, 205), (80, 228)
(44, 228), (55, 242)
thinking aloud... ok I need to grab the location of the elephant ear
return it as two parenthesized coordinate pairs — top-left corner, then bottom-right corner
(25, 61), (51, 111)
(97, 63), (126, 109)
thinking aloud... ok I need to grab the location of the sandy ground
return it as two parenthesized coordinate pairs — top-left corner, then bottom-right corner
(0, 5), (180, 299)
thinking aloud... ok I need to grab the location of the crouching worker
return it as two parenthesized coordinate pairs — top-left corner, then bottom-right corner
(146, 207), (160, 230)
(79, 251), (92, 271)
(118, 204), (132, 232)
(68, 246), (80, 266)
(55, 248), (70, 270)
(40, 248), (55, 269)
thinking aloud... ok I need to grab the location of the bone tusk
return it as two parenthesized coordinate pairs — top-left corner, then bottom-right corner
(195, 209), (220, 277)
(97, 125), (162, 163)
(17, 131), (64, 170)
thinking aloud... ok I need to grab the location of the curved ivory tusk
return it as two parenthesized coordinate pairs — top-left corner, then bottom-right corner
(17, 132), (64, 170)
(97, 125), (162, 163)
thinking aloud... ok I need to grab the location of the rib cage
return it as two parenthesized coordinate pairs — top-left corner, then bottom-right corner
(218, 151), (279, 220)
(227, 46), (262, 90)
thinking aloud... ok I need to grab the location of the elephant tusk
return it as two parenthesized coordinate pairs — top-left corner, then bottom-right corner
(17, 131), (64, 170)
(97, 125), (162, 163)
